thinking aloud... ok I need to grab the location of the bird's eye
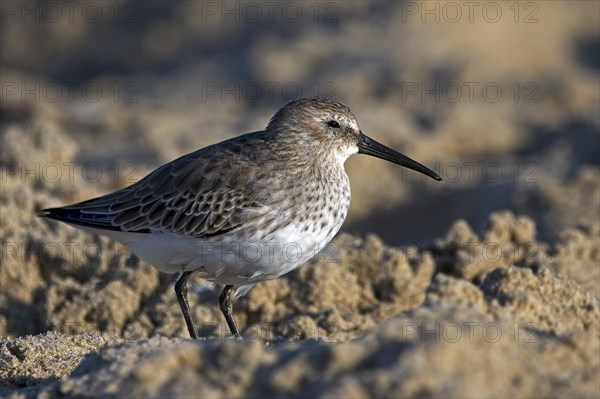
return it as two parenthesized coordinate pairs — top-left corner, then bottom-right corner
(327, 120), (340, 128)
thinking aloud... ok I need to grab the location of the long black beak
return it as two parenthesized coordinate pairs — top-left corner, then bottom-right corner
(358, 132), (442, 181)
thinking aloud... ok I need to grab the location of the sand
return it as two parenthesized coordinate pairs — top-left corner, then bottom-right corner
(1, 1), (599, 398)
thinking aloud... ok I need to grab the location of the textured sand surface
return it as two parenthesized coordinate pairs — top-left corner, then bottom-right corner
(1, 1), (599, 398)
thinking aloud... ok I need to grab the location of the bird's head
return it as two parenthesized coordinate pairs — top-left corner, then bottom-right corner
(267, 97), (442, 181)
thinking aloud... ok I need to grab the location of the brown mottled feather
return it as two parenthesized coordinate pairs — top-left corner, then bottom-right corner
(54, 131), (299, 239)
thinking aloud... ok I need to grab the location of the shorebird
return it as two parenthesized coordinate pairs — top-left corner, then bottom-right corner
(40, 98), (442, 339)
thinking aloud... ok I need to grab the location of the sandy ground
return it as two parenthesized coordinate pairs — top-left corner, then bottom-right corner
(1, 1), (599, 398)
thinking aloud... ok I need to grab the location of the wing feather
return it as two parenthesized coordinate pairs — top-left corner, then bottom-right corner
(41, 132), (287, 239)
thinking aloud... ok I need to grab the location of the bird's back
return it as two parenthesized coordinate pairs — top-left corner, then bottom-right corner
(41, 131), (282, 237)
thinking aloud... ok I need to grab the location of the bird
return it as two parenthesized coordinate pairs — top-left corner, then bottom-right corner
(40, 97), (442, 339)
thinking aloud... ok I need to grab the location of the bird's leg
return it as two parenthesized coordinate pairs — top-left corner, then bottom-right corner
(175, 271), (198, 339)
(219, 285), (241, 338)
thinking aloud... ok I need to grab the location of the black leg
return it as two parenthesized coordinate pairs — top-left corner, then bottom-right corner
(175, 271), (198, 339)
(219, 285), (240, 337)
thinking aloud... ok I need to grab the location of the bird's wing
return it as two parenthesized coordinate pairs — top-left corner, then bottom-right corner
(41, 134), (291, 239)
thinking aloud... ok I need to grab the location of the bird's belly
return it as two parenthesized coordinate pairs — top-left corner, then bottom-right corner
(97, 207), (345, 284)
(91, 178), (350, 286)
(197, 215), (344, 285)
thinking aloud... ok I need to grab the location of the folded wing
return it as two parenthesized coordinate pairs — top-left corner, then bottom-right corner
(41, 135), (278, 239)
